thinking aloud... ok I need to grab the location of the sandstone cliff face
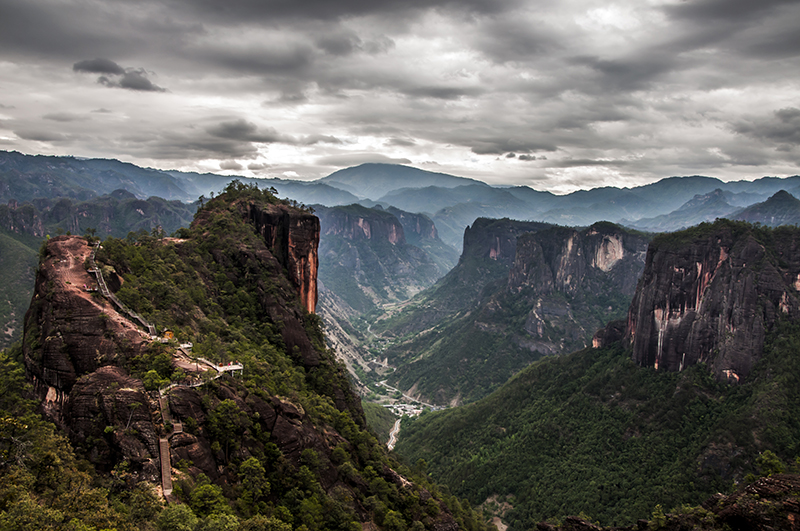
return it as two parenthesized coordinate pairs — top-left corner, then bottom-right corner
(24, 236), (148, 406)
(462, 218), (551, 264)
(241, 202), (320, 313)
(625, 221), (800, 380)
(314, 204), (448, 312)
(508, 224), (647, 296)
(506, 222), (649, 355)
(387, 206), (438, 242)
(23, 235), (155, 472)
(0, 200), (44, 237)
(317, 204), (405, 245)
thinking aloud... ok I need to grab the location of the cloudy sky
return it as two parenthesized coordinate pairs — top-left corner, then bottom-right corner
(0, 0), (798, 193)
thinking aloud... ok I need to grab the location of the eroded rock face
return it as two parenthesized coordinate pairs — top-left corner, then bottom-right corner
(625, 222), (800, 380)
(387, 207), (438, 242)
(463, 218), (552, 264)
(242, 202), (320, 313)
(66, 366), (159, 475)
(508, 223), (648, 297)
(0, 200), (45, 237)
(23, 236), (147, 420)
(317, 204), (406, 246)
(507, 223), (649, 354)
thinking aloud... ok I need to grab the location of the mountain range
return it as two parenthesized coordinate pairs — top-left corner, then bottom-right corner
(5, 150), (800, 530)
(395, 220), (800, 528)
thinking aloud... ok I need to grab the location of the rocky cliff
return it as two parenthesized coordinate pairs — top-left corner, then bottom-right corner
(314, 204), (450, 313)
(386, 206), (438, 242)
(508, 222), (649, 356)
(461, 217), (551, 265)
(379, 221), (647, 405)
(317, 203), (405, 245)
(508, 222), (647, 297)
(625, 220), (800, 380)
(23, 234), (156, 472)
(238, 201), (320, 313)
(17, 183), (490, 530)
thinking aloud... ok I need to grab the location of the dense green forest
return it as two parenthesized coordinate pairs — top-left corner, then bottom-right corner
(395, 320), (800, 529)
(0, 182), (493, 531)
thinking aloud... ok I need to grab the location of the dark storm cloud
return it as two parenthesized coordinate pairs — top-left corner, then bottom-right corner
(199, 42), (315, 76)
(570, 54), (679, 93)
(170, 0), (514, 24)
(96, 71), (166, 92)
(206, 119), (288, 144)
(386, 138), (416, 147)
(300, 134), (344, 145)
(130, 131), (261, 160)
(216, 120), (340, 147)
(316, 153), (412, 166)
(549, 158), (630, 168)
(663, 0), (796, 23)
(73, 58), (125, 75)
(469, 14), (560, 64)
(315, 31), (361, 56)
(14, 129), (70, 142)
(220, 160), (243, 170)
(43, 112), (90, 122)
(74, 57), (167, 92)
(403, 86), (483, 100)
(468, 138), (558, 156)
(734, 108), (800, 149)
(736, 25), (800, 60)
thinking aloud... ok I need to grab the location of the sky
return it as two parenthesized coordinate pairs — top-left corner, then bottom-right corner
(0, 0), (798, 193)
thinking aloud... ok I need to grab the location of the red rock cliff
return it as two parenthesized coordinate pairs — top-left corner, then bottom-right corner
(316, 204), (406, 246)
(241, 202), (320, 313)
(625, 221), (800, 381)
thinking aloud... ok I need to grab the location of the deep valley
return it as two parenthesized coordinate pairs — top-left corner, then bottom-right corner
(3, 151), (800, 531)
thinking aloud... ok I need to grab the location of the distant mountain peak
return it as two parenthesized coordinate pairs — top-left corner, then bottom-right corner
(317, 163), (485, 200)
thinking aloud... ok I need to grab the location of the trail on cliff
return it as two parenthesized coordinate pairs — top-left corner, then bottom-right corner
(13, 180), (495, 531)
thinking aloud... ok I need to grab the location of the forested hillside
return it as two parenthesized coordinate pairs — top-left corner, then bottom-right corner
(395, 221), (800, 529)
(376, 222), (649, 405)
(396, 323), (800, 529)
(1, 182), (493, 531)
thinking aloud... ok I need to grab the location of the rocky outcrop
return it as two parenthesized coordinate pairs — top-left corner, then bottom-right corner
(0, 200), (45, 237)
(24, 236), (147, 414)
(387, 206), (438, 242)
(624, 220), (800, 380)
(66, 366), (160, 475)
(240, 202), (320, 313)
(314, 204), (449, 312)
(462, 218), (551, 265)
(23, 235), (155, 471)
(317, 204), (405, 245)
(507, 223), (649, 353)
(508, 223), (648, 297)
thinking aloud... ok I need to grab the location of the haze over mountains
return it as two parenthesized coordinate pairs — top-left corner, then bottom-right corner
(6, 149), (800, 530)
(3, 148), (800, 362)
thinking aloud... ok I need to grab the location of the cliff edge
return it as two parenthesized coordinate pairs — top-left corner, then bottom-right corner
(625, 220), (800, 380)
